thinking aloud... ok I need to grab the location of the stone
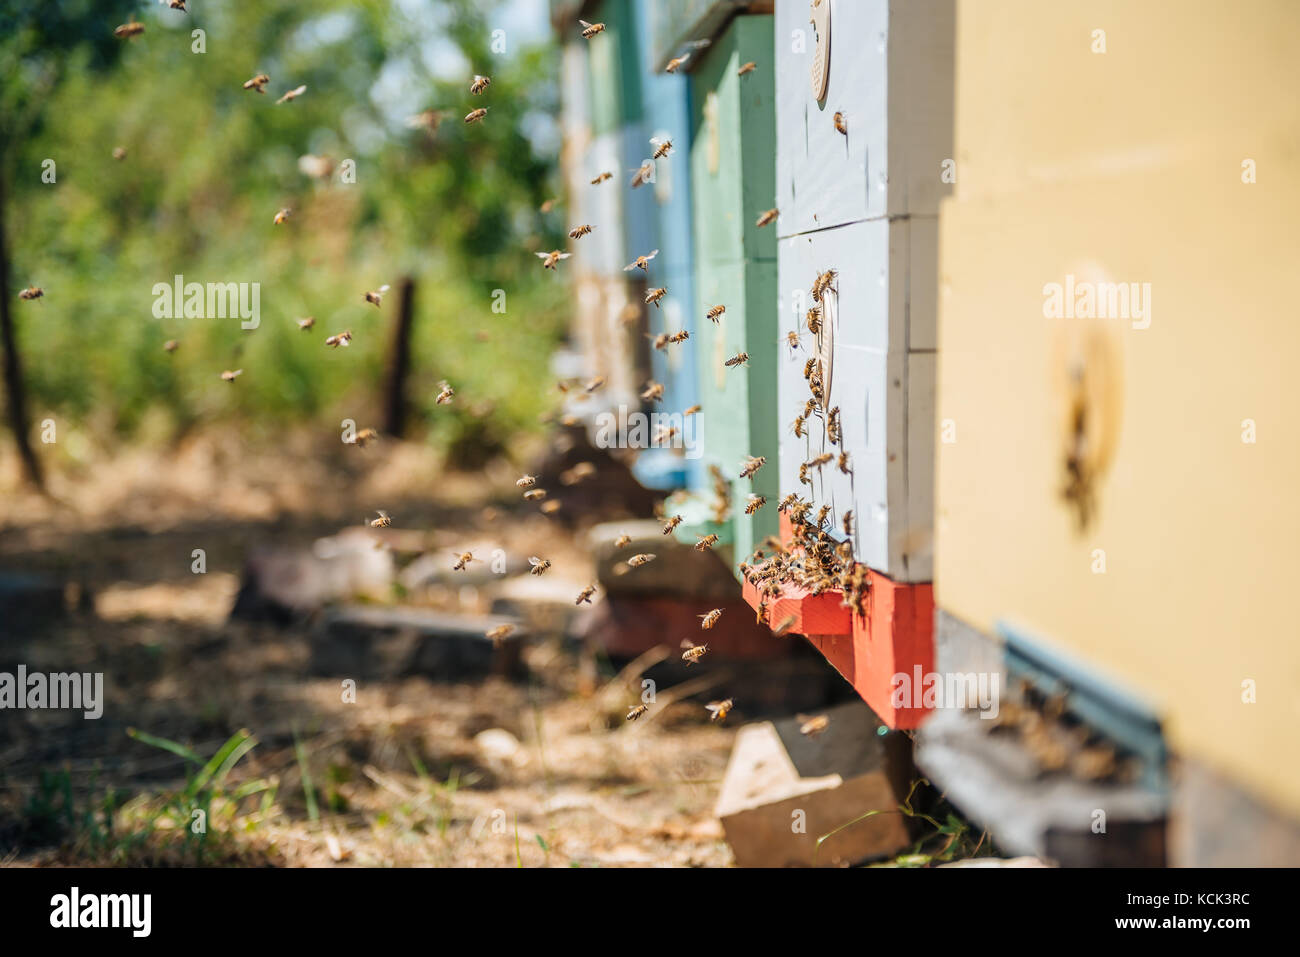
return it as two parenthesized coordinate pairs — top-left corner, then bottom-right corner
(588, 519), (744, 599)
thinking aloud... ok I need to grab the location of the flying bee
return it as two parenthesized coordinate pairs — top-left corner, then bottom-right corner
(163, 339), (179, 353)
(540, 198), (558, 213)
(276, 85), (308, 104)
(325, 330), (353, 348)
(838, 451), (852, 475)
(739, 455), (766, 479)
(169, 0), (188, 10)
(452, 551), (479, 571)
(297, 316), (315, 331)
(725, 351), (750, 368)
(650, 332), (671, 351)
(485, 624), (514, 645)
(684, 404), (702, 416)
(435, 381), (455, 404)
(560, 462), (596, 485)
(790, 415), (806, 439)
(528, 556), (552, 576)
(799, 714), (831, 737)
(464, 107), (489, 124)
(698, 608), (722, 630)
(654, 425), (680, 446)
(523, 489), (547, 501)
(614, 533), (632, 549)
(695, 534), (719, 551)
(778, 492), (801, 512)
(575, 583), (597, 605)
(536, 250), (572, 270)
(579, 19), (606, 39)
(681, 640), (709, 665)
(364, 284), (391, 306)
(668, 330), (690, 344)
(369, 510), (391, 528)
(17, 286), (43, 301)
(624, 249), (660, 272)
(755, 208), (779, 228)
(627, 553), (656, 568)
(585, 375), (606, 393)
(273, 208), (291, 225)
(351, 428), (379, 448)
(706, 698), (733, 722)
(112, 146), (127, 161)
(706, 304), (726, 323)
(641, 381), (665, 402)
(220, 369), (243, 382)
(808, 452), (833, 470)
(745, 495), (766, 515)
(540, 500), (561, 515)
(590, 171), (613, 185)
(568, 224), (594, 239)
(243, 74), (270, 93)
(833, 112), (848, 135)
(651, 137), (674, 159)
(665, 56), (689, 73)
(470, 74), (491, 94)
(662, 515), (683, 535)
(516, 474), (537, 489)
(783, 330), (808, 356)
(771, 614), (798, 637)
(406, 109), (448, 133)
(629, 161), (655, 188)
(737, 61), (757, 76)
(626, 704), (648, 721)
(645, 287), (668, 308)
(114, 19), (145, 39)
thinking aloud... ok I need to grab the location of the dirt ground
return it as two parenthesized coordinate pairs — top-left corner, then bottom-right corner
(0, 432), (738, 867)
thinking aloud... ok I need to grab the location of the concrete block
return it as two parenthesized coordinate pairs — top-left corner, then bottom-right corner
(715, 699), (911, 867)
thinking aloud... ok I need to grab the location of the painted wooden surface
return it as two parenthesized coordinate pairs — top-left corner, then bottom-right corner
(685, 13), (779, 562)
(935, 0), (1300, 819)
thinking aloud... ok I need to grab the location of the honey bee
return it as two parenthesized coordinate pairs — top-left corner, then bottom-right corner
(453, 551), (479, 571)
(665, 56), (689, 73)
(516, 474), (537, 489)
(842, 509), (854, 537)
(681, 640), (709, 665)
(629, 161), (655, 188)
(725, 351), (750, 368)
(745, 495), (766, 515)
(163, 339), (179, 353)
(668, 330), (689, 344)
(833, 112), (848, 135)
(650, 332), (671, 351)
(169, 0), (188, 10)
(539, 198), (558, 213)
(804, 397), (818, 418)
(698, 609), (722, 630)
(814, 504), (831, 528)
(464, 107), (489, 124)
(662, 515), (683, 535)
(470, 74), (491, 95)
(540, 500), (562, 515)
(276, 85), (308, 104)
(651, 137), (674, 159)
(590, 171), (613, 185)
(536, 250), (572, 270)
(799, 714), (830, 737)
(739, 455), (766, 479)
(755, 208), (779, 228)
(782, 330), (808, 356)
(706, 698), (733, 722)
(808, 452), (833, 470)
(579, 19), (606, 39)
(771, 614), (798, 637)
(575, 583), (597, 605)
(806, 306), (822, 334)
(297, 316), (315, 331)
(351, 428), (379, 448)
(560, 462), (596, 485)
(486, 623), (515, 645)
(799, 462), (811, 486)
(244, 75), (270, 94)
(220, 369), (243, 382)
(706, 304), (726, 323)
(436, 381), (455, 404)
(568, 224), (594, 239)
(17, 286), (43, 301)
(364, 284), (391, 306)
(406, 109), (448, 133)
(827, 406), (841, 445)
(684, 404), (702, 416)
(523, 488), (547, 501)
(811, 269), (839, 302)
(790, 415), (805, 439)
(614, 533), (632, 548)
(325, 330), (352, 348)
(737, 61), (757, 76)
(370, 510), (392, 528)
(626, 704), (649, 721)
(624, 249), (660, 272)
(627, 553), (656, 568)
(641, 381), (665, 402)
(273, 208), (291, 225)
(838, 451), (852, 475)
(114, 20), (145, 39)
(585, 375), (606, 393)
(528, 556), (552, 576)
(695, 534), (719, 551)
(777, 492), (800, 513)
(645, 287), (668, 308)
(112, 146), (127, 161)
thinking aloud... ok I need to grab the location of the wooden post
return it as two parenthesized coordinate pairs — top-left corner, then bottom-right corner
(0, 165), (44, 491)
(381, 276), (415, 438)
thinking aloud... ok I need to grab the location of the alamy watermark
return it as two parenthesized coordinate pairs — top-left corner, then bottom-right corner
(0, 666), (103, 719)
(152, 274), (260, 330)
(891, 666), (1000, 719)
(1043, 273), (1151, 330)
(593, 404), (702, 459)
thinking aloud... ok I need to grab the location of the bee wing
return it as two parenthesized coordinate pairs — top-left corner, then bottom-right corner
(377, 284), (390, 292)
(377, 510), (389, 519)
(557, 253), (571, 260)
(646, 249), (659, 261)
(705, 701), (724, 713)
(680, 639), (696, 649)
(623, 262), (638, 271)
(528, 556), (542, 567)
(536, 252), (552, 260)
(579, 19), (595, 28)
